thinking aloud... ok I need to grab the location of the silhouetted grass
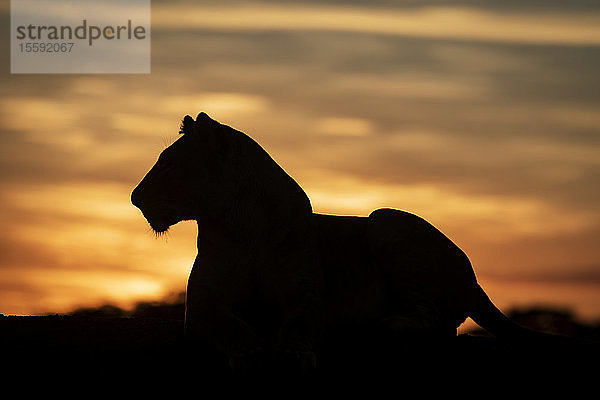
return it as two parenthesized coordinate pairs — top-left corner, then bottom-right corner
(2, 299), (598, 386)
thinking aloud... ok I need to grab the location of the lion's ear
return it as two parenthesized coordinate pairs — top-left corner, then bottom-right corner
(196, 112), (217, 125)
(179, 115), (195, 135)
(195, 112), (232, 157)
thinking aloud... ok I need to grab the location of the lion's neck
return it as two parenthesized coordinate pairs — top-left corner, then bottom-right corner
(195, 135), (314, 253)
(196, 170), (313, 253)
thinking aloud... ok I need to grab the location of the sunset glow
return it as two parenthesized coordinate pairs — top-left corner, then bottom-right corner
(1, 0), (599, 324)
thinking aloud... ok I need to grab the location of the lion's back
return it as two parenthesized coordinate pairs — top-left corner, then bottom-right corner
(316, 208), (476, 286)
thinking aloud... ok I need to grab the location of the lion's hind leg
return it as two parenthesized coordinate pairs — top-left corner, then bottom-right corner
(378, 302), (457, 341)
(373, 298), (458, 365)
(371, 319), (454, 376)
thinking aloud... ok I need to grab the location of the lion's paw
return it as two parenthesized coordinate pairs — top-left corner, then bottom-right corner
(228, 347), (266, 378)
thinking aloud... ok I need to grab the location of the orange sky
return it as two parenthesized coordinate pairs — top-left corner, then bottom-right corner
(1, 0), (599, 323)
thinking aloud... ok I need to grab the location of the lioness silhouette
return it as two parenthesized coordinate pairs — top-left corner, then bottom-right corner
(131, 113), (563, 374)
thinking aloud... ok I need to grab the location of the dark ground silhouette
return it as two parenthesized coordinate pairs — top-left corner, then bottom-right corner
(2, 297), (598, 387)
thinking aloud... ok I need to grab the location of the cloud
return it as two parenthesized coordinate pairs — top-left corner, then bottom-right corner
(0, 265), (168, 315)
(159, 93), (270, 117)
(153, 3), (600, 46)
(0, 181), (197, 314)
(329, 73), (489, 101)
(303, 169), (598, 242)
(315, 117), (373, 137)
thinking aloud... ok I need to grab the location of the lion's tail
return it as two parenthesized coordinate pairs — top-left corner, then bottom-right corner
(467, 284), (582, 350)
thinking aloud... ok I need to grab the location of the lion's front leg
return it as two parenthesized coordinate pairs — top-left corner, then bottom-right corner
(184, 259), (265, 376)
(271, 255), (324, 376)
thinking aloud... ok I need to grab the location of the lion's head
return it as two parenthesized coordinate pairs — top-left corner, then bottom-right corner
(131, 112), (311, 235)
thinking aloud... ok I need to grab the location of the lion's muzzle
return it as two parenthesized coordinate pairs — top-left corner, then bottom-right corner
(130, 185), (145, 210)
(131, 184), (180, 233)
